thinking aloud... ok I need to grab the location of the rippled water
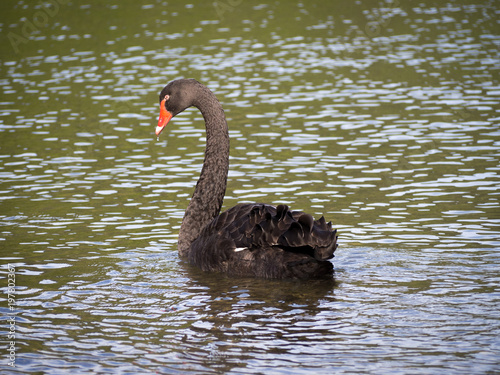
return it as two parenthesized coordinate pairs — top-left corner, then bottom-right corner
(1, 0), (499, 373)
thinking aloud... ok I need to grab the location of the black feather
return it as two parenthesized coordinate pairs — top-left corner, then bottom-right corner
(188, 203), (337, 279)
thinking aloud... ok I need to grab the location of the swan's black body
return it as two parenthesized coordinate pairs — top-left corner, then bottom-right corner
(156, 79), (338, 279)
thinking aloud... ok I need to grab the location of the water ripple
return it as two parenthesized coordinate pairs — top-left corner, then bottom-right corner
(0, 0), (499, 373)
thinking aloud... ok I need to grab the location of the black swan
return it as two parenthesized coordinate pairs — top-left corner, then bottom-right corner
(156, 79), (338, 279)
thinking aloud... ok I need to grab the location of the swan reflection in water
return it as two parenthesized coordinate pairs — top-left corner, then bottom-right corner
(169, 263), (339, 371)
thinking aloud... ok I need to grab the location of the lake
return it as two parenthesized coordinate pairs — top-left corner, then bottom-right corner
(0, 0), (499, 373)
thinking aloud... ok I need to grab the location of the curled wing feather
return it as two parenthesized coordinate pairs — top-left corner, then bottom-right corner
(189, 203), (338, 277)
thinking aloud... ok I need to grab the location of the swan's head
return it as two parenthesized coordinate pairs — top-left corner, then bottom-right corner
(156, 79), (201, 137)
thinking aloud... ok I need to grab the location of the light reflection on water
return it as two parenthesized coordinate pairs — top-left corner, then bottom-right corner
(1, 0), (500, 373)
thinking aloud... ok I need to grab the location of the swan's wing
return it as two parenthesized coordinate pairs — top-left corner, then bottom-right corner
(188, 203), (337, 278)
(205, 203), (338, 260)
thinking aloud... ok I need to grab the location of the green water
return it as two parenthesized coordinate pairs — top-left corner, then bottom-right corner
(0, 0), (499, 373)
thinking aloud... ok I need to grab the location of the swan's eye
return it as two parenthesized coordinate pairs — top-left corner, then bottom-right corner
(164, 95), (170, 101)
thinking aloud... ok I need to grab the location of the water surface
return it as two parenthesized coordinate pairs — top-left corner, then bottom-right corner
(0, 0), (499, 373)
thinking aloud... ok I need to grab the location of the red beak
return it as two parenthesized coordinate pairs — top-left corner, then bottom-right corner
(156, 98), (173, 137)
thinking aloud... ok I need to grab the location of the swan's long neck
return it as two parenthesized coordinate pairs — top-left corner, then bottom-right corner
(178, 86), (229, 257)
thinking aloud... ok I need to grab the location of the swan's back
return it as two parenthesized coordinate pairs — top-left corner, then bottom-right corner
(188, 203), (338, 279)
